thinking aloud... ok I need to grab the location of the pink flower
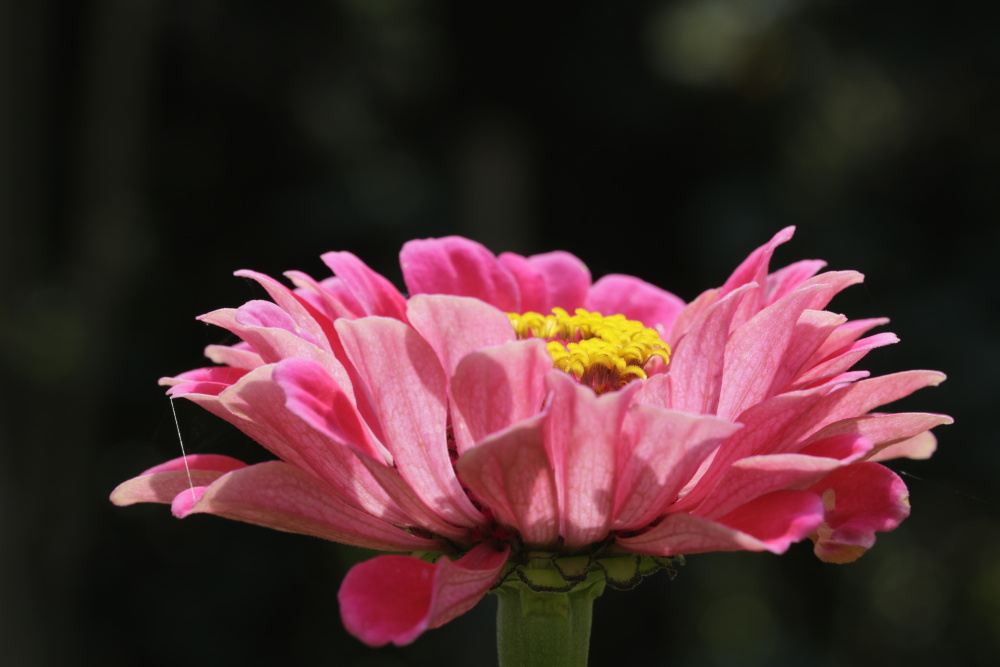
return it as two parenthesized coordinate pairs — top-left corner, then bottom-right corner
(112, 228), (950, 646)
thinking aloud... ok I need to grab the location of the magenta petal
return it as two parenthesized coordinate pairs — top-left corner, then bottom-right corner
(810, 462), (911, 563)
(339, 543), (510, 647)
(586, 274), (686, 335)
(406, 295), (517, 379)
(618, 489), (823, 556)
(497, 252), (547, 312)
(400, 236), (521, 312)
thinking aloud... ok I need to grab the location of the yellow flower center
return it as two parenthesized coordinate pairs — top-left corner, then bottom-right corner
(507, 308), (671, 393)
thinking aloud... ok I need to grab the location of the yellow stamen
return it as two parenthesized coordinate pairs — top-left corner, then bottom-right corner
(508, 308), (670, 393)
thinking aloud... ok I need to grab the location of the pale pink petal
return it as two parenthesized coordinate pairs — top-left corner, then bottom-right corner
(321, 251), (409, 320)
(717, 285), (827, 421)
(450, 339), (552, 456)
(456, 415), (560, 546)
(406, 295), (517, 379)
(234, 269), (331, 350)
(764, 259), (827, 304)
(866, 431), (938, 462)
(798, 433), (874, 462)
(792, 332), (899, 389)
(400, 236), (520, 312)
(669, 287), (721, 345)
(586, 274), (686, 336)
(691, 453), (845, 520)
(273, 357), (387, 463)
(766, 310), (847, 394)
(200, 305), (347, 384)
(803, 412), (953, 456)
(110, 454), (248, 506)
(666, 284), (754, 415)
(810, 463), (910, 563)
(718, 226), (795, 302)
(803, 317), (889, 368)
(336, 316), (484, 527)
(285, 270), (362, 320)
(612, 407), (740, 530)
(179, 461), (441, 551)
(339, 543), (510, 647)
(221, 364), (412, 525)
(542, 372), (635, 549)
(618, 490), (824, 555)
(203, 344), (264, 370)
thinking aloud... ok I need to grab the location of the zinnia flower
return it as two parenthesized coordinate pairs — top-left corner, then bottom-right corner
(112, 228), (950, 651)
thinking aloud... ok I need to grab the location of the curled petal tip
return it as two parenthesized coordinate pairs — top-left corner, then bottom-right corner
(171, 486), (207, 518)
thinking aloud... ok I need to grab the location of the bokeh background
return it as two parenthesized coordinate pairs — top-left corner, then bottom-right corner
(1, 1), (996, 665)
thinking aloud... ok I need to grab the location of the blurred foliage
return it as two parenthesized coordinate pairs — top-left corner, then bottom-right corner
(0, 0), (996, 665)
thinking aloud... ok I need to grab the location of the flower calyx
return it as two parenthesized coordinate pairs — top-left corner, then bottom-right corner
(491, 551), (685, 594)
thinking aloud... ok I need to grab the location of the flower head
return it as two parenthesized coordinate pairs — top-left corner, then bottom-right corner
(112, 228), (950, 646)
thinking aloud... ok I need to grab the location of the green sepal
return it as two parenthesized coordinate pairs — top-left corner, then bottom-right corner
(594, 555), (643, 590)
(553, 555), (592, 582)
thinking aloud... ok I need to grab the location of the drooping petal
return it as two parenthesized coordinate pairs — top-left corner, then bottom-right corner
(810, 463), (911, 563)
(336, 316), (484, 527)
(457, 415), (560, 546)
(110, 454), (249, 506)
(406, 294), (517, 379)
(586, 274), (686, 336)
(175, 461), (442, 551)
(400, 236), (520, 312)
(619, 490), (824, 556)
(542, 372), (635, 549)
(866, 430), (938, 462)
(339, 543), (510, 647)
(612, 407), (739, 530)
(449, 339), (552, 456)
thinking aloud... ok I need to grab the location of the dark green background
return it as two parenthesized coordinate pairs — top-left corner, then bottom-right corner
(1, 1), (994, 665)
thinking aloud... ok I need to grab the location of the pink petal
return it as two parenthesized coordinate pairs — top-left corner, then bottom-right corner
(203, 344), (264, 370)
(406, 295), (517, 379)
(798, 433), (874, 462)
(618, 489), (824, 555)
(400, 236), (520, 312)
(542, 372), (635, 549)
(792, 332), (899, 389)
(321, 251), (409, 320)
(527, 250), (591, 311)
(456, 415), (560, 546)
(718, 226), (795, 302)
(810, 462), (911, 563)
(691, 453), (845, 520)
(233, 269), (331, 350)
(585, 274), (686, 336)
(866, 431), (938, 462)
(336, 316), (484, 527)
(110, 455), (248, 506)
(764, 259), (827, 304)
(717, 285), (827, 421)
(180, 461), (441, 552)
(339, 543), (510, 647)
(449, 339), (552, 456)
(803, 412), (953, 456)
(497, 252), (547, 313)
(612, 407), (740, 530)
(284, 270), (361, 321)
(273, 357), (387, 463)
(666, 284), (754, 415)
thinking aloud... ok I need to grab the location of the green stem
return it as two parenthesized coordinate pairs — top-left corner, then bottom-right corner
(494, 578), (605, 667)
